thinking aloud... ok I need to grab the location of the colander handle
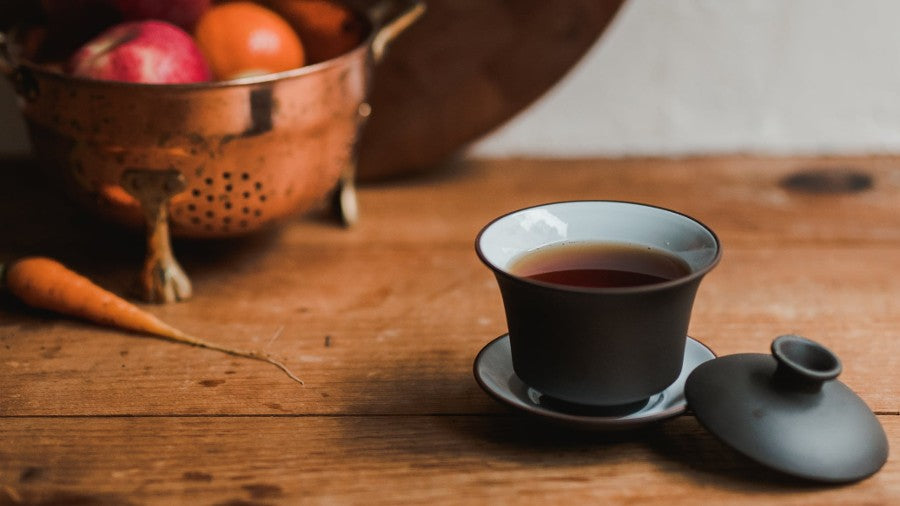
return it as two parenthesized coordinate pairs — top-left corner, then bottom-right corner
(369, 0), (426, 63)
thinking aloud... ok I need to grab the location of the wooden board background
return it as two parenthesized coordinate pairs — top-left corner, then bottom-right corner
(330, 0), (626, 180)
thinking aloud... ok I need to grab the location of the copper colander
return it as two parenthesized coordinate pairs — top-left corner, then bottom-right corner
(1, 0), (425, 301)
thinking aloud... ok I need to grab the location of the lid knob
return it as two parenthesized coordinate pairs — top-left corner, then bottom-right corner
(771, 334), (842, 392)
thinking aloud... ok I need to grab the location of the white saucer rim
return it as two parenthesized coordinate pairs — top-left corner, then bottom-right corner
(473, 334), (716, 428)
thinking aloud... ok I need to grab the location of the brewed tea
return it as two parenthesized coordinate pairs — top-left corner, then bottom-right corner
(509, 242), (690, 288)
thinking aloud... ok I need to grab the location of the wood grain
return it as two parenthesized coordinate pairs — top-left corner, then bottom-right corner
(1, 416), (898, 505)
(1, 155), (898, 503)
(2, 156), (898, 415)
(1, 242), (898, 416)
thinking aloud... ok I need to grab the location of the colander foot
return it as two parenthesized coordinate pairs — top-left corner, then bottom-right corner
(121, 169), (193, 303)
(333, 161), (359, 227)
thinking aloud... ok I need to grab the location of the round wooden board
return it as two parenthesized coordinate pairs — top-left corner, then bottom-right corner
(348, 0), (626, 181)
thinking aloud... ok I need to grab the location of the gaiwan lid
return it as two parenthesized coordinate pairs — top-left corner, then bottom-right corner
(685, 334), (888, 483)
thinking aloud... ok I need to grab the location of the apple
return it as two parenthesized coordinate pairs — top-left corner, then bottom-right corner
(68, 20), (212, 84)
(110, 0), (212, 30)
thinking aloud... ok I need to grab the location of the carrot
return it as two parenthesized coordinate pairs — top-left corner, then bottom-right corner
(1, 257), (302, 384)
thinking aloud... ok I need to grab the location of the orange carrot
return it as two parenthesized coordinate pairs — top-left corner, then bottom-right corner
(1, 257), (302, 384)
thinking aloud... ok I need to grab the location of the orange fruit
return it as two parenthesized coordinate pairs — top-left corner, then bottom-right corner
(273, 0), (365, 64)
(194, 1), (305, 80)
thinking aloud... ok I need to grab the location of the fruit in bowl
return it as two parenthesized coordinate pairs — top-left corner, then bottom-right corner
(193, 1), (306, 80)
(271, 0), (365, 63)
(67, 20), (212, 83)
(40, 0), (371, 84)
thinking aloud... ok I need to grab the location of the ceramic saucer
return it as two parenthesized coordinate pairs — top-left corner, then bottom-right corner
(473, 335), (716, 430)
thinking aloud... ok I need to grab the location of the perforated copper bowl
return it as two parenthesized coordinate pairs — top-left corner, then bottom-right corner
(1, 0), (423, 238)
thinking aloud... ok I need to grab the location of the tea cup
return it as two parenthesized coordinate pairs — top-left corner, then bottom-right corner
(475, 201), (721, 406)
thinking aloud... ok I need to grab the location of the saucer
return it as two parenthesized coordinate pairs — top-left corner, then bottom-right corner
(473, 335), (716, 430)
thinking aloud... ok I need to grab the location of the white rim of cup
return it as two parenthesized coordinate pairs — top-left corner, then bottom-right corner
(474, 200), (722, 294)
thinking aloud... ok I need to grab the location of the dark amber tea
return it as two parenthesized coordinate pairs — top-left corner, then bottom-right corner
(509, 242), (691, 288)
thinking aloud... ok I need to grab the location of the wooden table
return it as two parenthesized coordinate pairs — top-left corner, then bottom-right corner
(1, 156), (898, 504)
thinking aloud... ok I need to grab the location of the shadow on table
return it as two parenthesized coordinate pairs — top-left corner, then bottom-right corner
(447, 386), (853, 490)
(440, 414), (843, 493)
(334, 345), (845, 494)
(0, 158), (332, 295)
(641, 415), (839, 492)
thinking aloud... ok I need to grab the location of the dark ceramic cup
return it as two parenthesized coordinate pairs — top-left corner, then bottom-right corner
(476, 201), (721, 406)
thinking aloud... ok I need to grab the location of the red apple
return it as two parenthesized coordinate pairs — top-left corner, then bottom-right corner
(110, 0), (212, 30)
(68, 20), (212, 84)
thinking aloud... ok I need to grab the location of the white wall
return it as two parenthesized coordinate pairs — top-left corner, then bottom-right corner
(5, 0), (900, 158)
(471, 0), (900, 157)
